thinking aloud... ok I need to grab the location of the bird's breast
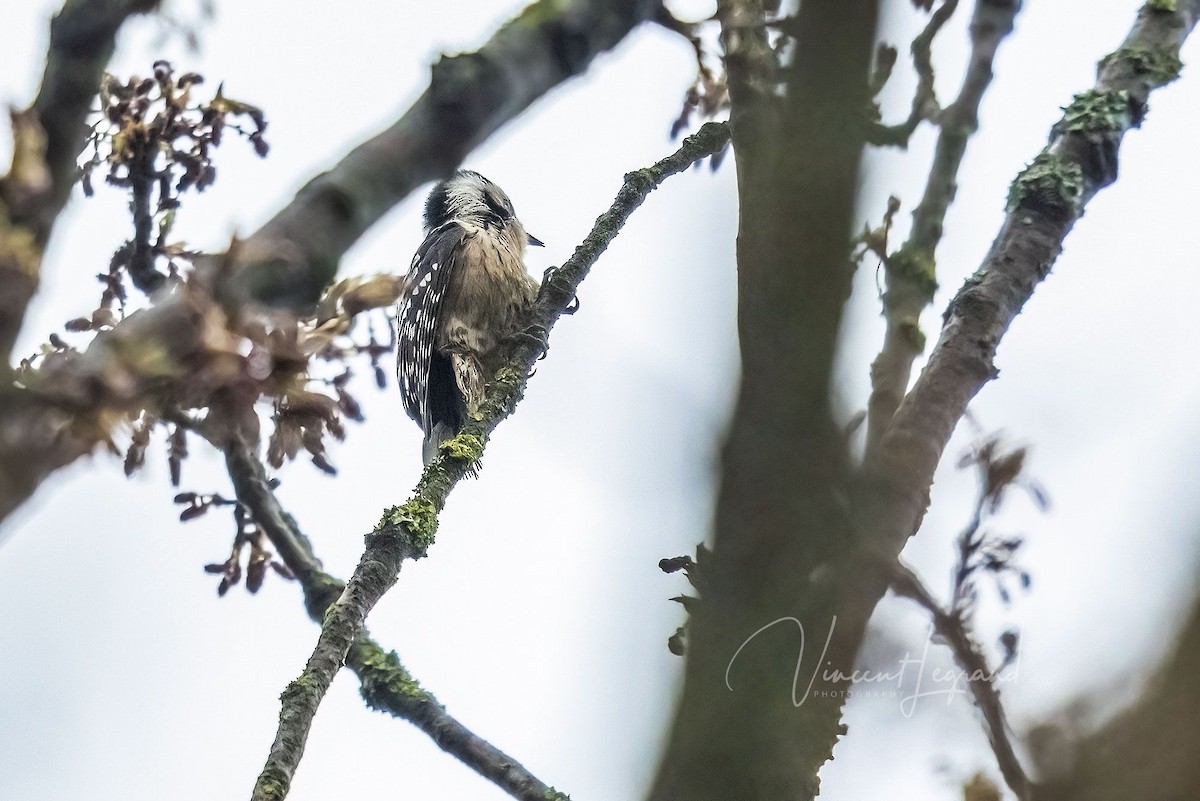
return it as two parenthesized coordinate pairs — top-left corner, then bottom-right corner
(441, 225), (537, 357)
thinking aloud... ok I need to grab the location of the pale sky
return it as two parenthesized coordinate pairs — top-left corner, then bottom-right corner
(1, 1), (1198, 800)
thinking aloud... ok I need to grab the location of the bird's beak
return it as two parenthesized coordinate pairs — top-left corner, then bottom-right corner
(527, 233), (545, 247)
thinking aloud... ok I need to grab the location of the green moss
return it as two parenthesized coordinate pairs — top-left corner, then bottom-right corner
(1006, 152), (1083, 218)
(1054, 90), (1132, 136)
(254, 770), (289, 801)
(887, 249), (938, 299)
(281, 672), (321, 704)
(1100, 46), (1183, 86)
(623, 168), (656, 190)
(480, 365), (526, 418)
(354, 643), (432, 710)
(544, 789), (572, 801)
(374, 498), (438, 554)
(519, 0), (569, 26)
(437, 432), (483, 462)
(1145, 0), (1176, 11)
(898, 318), (926, 352)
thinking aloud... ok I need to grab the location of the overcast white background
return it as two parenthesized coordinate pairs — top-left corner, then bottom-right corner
(1, 1), (1199, 799)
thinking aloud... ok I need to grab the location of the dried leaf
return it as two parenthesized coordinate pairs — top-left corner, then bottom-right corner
(341, 275), (405, 317)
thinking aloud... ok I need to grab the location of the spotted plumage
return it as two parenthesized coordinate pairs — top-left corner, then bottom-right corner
(396, 171), (541, 463)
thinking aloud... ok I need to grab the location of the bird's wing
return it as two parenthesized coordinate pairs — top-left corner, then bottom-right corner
(396, 221), (465, 436)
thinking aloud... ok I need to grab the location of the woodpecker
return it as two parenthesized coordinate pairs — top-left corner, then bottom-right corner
(396, 170), (543, 464)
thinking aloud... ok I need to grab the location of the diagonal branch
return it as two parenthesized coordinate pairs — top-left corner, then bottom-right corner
(248, 122), (732, 801)
(222, 435), (567, 801)
(891, 561), (1031, 800)
(221, 0), (668, 310)
(865, 0), (1020, 457)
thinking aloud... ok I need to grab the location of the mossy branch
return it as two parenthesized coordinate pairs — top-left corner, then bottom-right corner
(223, 435), (566, 801)
(865, 0), (1020, 457)
(248, 121), (731, 801)
(844, 2), (1199, 795)
(878, 0), (1200, 477)
(843, 9), (1200, 777)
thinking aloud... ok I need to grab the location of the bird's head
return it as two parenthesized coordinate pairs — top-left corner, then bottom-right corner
(423, 170), (543, 248)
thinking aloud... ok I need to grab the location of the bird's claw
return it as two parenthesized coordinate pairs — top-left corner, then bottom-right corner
(513, 323), (550, 361)
(541, 266), (579, 314)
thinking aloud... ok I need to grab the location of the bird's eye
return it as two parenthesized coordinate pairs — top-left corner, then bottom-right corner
(484, 191), (513, 220)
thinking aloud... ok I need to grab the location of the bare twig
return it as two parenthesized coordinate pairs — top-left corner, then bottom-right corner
(866, 0), (1021, 457)
(866, 0), (960, 147)
(891, 561), (1032, 800)
(221, 436), (567, 801)
(249, 122), (732, 801)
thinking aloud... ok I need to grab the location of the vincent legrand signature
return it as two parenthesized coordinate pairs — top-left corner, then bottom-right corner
(725, 616), (1016, 715)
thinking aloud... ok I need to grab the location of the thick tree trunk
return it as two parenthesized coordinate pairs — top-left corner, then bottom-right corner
(650, 2), (880, 798)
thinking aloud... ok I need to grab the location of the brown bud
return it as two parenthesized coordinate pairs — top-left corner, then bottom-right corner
(179, 504), (208, 522)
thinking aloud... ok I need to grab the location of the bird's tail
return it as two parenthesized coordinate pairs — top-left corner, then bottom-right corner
(422, 421), (456, 465)
(422, 351), (484, 467)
